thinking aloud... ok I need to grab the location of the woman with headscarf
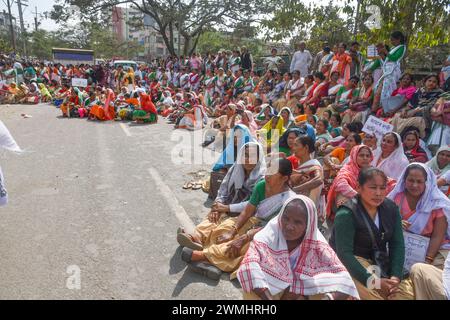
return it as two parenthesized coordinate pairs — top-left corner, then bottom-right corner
(326, 145), (374, 223)
(427, 146), (450, 178)
(388, 163), (450, 270)
(255, 104), (276, 127)
(177, 93), (208, 130)
(236, 110), (258, 138)
(402, 130), (428, 163)
(238, 195), (359, 300)
(178, 142), (266, 250)
(38, 83), (52, 103)
(133, 92), (158, 124)
(212, 124), (254, 173)
(257, 115), (286, 154)
(180, 158), (295, 280)
(279, 107), (295, 129)
(89, 89), (116, 121)
(124, 66), (135, 92)
(60, 88), (82, 117)
(21, 82), (41, 105)
(372, 132), (410, 181)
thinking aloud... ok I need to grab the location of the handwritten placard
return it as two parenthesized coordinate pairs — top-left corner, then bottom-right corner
(362, 115), (394, 141)
(403, 231), (429, 272)
(71, 78), (88, 88)
(367, 45), (379, 59)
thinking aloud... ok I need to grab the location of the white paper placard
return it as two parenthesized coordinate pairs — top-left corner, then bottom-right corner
(362, 115), (394, 141)
(367, 45), (379, 59)
(71, 78), (88, 87)
(403, 231), (429, 272)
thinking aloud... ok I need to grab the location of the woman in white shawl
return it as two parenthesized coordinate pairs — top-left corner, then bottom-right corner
(0, 120), (22, 206)
(237, 195), (359, 300)
(279, 107), (295, 129)
(388, 163), (450, 269)
(372, 132), (409, 181)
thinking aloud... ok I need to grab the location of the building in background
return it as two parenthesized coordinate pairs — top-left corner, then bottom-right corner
(0, 10), (19, 35)
(111, 6), (184, 61)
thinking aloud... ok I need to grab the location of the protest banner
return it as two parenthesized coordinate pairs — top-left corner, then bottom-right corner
(362, 115), (394, 141)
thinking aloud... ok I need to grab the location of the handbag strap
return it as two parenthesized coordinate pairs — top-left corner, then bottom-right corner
(356, 201), (380, 251)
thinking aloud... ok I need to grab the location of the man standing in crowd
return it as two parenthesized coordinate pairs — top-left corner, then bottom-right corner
(290, 41), (313, 77)
(348, 41), (363, 77)
(312, 41), (329, 72)
(241, 47), (253, 72)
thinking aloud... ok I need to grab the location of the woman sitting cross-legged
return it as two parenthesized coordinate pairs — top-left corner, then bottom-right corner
(177, 142), (266, 251)
(388, 163), (450, 269)
(330, 168), (415, 300)
(180, 158), (295, 280)
(237, 195), (359, 300)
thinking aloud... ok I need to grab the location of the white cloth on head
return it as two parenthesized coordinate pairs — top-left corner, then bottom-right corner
(388, 162), (450, 249)
(372, 132), (409, 180)
(237, 195), (359, 299)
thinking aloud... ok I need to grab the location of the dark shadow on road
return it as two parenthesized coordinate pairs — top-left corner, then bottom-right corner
(169, 246), (186, 275)
(171, 267), (220, 298)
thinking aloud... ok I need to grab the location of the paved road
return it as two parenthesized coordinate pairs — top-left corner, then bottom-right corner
(0, 103), (241, 299)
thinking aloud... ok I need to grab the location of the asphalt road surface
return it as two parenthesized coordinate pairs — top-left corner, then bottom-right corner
(0, 103), (242, 299)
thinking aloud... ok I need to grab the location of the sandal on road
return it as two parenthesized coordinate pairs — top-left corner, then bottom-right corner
(192, 181), (203, 190)
(177, 232), (203, 251)
(183, 181), (194, 189)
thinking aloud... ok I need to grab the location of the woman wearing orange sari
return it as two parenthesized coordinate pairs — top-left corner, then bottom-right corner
(331, 43), (352, 86)
(89, 89), (116, 121)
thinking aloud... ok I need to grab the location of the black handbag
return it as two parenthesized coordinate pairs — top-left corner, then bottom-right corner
(358, 205), (390, 279)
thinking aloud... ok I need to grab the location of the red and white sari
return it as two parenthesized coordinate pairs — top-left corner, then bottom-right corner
(238, 195), (359, 298)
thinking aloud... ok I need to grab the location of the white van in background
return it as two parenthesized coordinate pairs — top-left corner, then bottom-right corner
(113, 60), (138, 71)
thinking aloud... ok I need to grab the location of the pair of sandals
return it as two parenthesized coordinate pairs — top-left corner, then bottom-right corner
(177, 228), (222, 281)
(182, 181), (203, 190)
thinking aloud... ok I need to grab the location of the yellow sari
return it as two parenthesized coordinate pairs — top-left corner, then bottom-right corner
(257, 117), (286, 152)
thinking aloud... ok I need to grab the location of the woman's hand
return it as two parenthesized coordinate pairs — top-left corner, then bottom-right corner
(208, 211), (223, 224)
(216, 228), (237, 244)
(386, 277), (401, 299)
(212, 203), (230, 214)
(226, 234), (249, 258)
(401, 220), (411, 230)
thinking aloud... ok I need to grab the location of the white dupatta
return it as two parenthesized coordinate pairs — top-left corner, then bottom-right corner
(372, 132), (409, 180)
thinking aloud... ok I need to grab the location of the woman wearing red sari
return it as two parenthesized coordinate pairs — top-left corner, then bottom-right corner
(331, 43), (352, 86)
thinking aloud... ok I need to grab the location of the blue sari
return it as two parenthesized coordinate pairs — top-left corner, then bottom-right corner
(212, 124), (254, 172)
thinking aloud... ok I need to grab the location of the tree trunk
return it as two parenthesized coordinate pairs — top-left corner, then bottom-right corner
(160, 25), (176, 56)
(183, 35), (191, 56)
(189, 33), (202, 55)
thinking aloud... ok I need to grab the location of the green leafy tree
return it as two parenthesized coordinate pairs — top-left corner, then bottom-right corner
(50, 0), (275, 56)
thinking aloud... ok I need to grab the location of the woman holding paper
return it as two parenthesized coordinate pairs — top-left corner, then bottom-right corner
(388, 163), (450, 269)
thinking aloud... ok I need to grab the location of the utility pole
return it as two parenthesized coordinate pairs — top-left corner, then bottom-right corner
(17, 0), (28, 57)
(353, 0), (361, 40)
(6, 0), (17, 54)
(31, 6), (40, 31)
(177, 1), (181, 56)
